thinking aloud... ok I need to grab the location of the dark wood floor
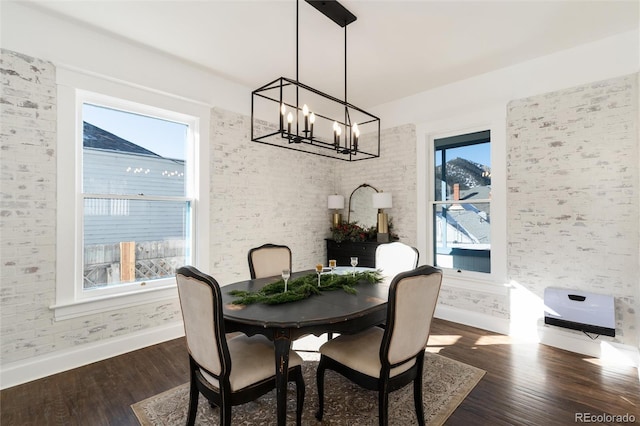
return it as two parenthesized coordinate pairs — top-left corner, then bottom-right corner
(2, 318), (639, 425)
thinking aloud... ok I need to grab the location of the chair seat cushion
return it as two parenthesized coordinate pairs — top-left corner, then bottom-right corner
(200, 334), (303, 392)
(319, 327), (415, 378)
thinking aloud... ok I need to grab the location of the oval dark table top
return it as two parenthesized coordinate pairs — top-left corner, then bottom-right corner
(221, 269), (391, 426)
(221, 269), (391, 337)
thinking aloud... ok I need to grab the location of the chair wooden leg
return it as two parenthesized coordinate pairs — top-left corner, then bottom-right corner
(378, 380), (390, 426)
(295, 367), (305, 426)
(413, 373), (425, 425)
(220, 403), (232, 426)
(414, 352), (425, 426)
(186, 378), (199, 426)
(315, 357), (327, 420)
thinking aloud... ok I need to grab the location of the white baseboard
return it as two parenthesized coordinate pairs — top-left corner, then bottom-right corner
(3, 307), (638, 390)
(538, 324), (640, 370)
(435, 304), (639, 374)
(435, 304), (511, 335)
(0, 322), (185, 390)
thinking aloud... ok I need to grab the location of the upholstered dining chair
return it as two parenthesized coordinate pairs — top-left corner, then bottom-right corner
(176, 266), (305, 426)
(315, 265), (443, 426)
(248, 243), (292, 279)
(375, 241), (419, 279)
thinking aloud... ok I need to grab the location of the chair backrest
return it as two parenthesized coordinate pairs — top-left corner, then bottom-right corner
(381, 265), (442, 368)
(375, 242), (419, 279)
(248, 243), (292, 279)
(176, 266), (230, 380)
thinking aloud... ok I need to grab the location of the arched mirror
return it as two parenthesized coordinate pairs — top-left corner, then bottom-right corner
(347, 183), (379, 228)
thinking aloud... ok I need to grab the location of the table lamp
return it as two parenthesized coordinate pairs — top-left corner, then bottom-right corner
(328, 194), (345, 228)
(372, 192), (392, 242)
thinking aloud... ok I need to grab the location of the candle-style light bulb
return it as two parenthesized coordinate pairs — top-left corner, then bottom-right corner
(352, 123), (359, 151)
(280, 103), (286, 133)
(309, 112), (316, 139)
(336, 126), (342, 147)
(302, 104), (309, 132)
(333, 121), (339, 146)
(287, 112), (293, 136)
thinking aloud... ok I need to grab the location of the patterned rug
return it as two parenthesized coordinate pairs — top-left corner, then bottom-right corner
(131, 351), (484, 425)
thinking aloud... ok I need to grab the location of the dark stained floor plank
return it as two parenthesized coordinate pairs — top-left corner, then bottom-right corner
(1, 319), (638, 425)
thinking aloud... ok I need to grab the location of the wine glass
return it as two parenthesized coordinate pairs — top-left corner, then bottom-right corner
(316, 263), (323, 287)
(281, 269), (290, 292)
(329, 259), (336, 280)
(350, 256), (358, 277)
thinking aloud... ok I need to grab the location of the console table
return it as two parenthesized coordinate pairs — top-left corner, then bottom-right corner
(325, 239), (385, 268)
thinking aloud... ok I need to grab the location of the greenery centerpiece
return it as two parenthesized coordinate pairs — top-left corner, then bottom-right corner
(330, 222), (376, 242)
(228, 270), (383, 305)
(330, 220), (398, 243)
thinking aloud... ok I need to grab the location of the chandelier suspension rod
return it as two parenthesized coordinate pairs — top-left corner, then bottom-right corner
(344, 24), (347, 107)
(296, 0), (300, 136)
(296, 0), (299, 84)
(251, 0), (380, 161)
(344, 24), (348, 152)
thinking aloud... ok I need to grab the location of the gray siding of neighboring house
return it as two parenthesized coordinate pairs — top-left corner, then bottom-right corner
(83, 148), (186, 246)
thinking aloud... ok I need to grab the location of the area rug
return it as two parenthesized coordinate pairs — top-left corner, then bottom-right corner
(131, 352), (484, 425)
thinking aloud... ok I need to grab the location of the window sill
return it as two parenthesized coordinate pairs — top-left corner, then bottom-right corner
(440, 269), (508, 296)
(50, 284), (178, 321)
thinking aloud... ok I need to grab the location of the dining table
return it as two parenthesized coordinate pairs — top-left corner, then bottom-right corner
(221, 267), (391, 426)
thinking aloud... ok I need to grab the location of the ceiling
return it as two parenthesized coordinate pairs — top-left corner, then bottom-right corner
(24, 0), (639, 108)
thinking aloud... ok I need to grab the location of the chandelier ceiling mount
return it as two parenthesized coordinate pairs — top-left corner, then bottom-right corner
(250, 0), (381, 161)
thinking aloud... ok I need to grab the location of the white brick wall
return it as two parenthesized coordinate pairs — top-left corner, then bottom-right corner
(1, 49), (60, 363)
(507, 73), (639, 345)
(209, 107), (335, 285)
(0, 49), (187, 366)
(207, 111), (419, 286)
(335, 124), (418, 246)
(3, 45), (637, 371)
(0, 49), (338, 366)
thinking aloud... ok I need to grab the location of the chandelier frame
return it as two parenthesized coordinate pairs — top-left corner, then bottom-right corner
(250, 0), (381, 162)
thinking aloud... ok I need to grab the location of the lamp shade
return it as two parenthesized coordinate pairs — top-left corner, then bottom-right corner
(328, 194), (345, 209)
(372, 192), (392, 209)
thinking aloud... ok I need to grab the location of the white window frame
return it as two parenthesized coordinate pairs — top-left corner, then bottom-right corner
(53, 67), (210, 320)
(416, 108), (506, 292)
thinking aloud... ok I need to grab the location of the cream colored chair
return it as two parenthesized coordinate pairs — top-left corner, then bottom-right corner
(315, 265), (442, 426)
(248, 243), (292, 279)
(176, 266), (305, 426)
(375, 241), (419, 279)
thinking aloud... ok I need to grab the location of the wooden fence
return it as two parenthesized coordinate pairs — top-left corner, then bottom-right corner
(83, 239), (186, 289)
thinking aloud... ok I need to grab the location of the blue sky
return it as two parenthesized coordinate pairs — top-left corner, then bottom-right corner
(435, 143), (491, 168)
(83, 104), (187, 160)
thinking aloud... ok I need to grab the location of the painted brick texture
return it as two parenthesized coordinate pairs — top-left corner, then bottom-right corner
(3, 45), (638, 371)
(335, 124), (418, 247)
(209, 107), (335, 284)
(507, 74), (639, 345)
(0, 49), (341, 366)
(1, 49), (187, 365)
(1, 50), (61, 363)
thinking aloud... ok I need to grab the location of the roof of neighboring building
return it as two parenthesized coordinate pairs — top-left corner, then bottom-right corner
(83, 121), (160, 157)
(460, 185), (491, 200)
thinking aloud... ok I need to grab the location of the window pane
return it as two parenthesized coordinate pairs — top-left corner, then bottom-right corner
(83, 199), (190, 290)
(82, 104), (187, 196)
(433, 202), (491, 273)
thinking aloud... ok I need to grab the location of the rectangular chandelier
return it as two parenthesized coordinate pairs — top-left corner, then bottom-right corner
(250, 0), (381, 162)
